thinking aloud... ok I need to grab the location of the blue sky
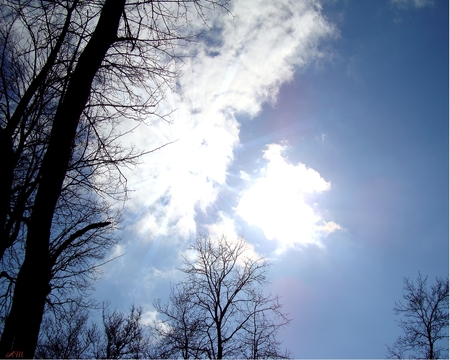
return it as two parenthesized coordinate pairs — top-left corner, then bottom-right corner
(95, 0), (448, 358)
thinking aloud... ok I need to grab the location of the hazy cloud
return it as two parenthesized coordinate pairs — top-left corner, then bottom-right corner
(391, 0), (434, 9)
(319, 221), (342, 236)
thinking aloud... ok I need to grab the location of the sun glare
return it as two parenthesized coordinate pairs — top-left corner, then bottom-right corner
(236, 144), (339, 251)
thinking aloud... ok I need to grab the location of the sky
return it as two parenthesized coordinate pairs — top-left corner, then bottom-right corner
(94, 0), (449, 358)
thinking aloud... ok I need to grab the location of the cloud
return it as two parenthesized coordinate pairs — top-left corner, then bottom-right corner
(239, 170), (251, 181)
(202, 212), (262, 262)
(319, 221), (342, 235)
(141, 309), (159, 326)
(119, 0), (336, 241)
(181, 0), (336, 117)
(203, 211), (239, 239)
(235, 143), (340, 252)
(391, 0), (434, 9)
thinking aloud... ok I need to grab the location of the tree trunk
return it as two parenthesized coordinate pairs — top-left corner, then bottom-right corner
(217, 324), (223, 359)
(0, 132), (15, 257)
(0, 0), (125, 357)
(0, 1), (77, 259)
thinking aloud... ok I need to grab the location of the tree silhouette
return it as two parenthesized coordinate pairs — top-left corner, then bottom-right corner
(0, 0), (229, 356)
(36, 302), (152, 359)
(153, 235), (291, 359)
(35, 301), (100, 359)
(386, 273), (449, 359)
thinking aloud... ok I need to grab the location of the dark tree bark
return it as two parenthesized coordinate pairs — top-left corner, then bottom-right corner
(0, 0), (78, 258)
(0, 1), (126, 356)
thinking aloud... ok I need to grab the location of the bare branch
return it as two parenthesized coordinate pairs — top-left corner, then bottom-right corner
(386, 272), (449, 359)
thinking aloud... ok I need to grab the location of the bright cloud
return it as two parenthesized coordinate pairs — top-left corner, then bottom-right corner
(202, 212), (261, 262)
(141, 309), (159, 326)
(119, 0), (336, 240)
(204, 211), (239, 239)
(319, 221), (342, 235)
(235, 144), (340, 251)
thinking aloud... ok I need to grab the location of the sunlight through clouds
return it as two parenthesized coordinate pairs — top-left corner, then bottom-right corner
(116, 0), (336, 242)
(235, 144), (340, 252)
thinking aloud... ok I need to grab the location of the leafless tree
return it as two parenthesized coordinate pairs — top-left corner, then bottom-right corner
(153, 235), (291, 359)
(0, 0), (230, 357)
(153, 283), (208, 359)
(36, 302), (152, 359)
(386, 273), (449, 359)
(239, 291), (291, 359)
(97, 303), (152, 359)
(35, 301), (101, 359)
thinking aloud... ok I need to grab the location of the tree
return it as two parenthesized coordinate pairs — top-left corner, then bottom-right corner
(0, 0), (229, 357)
(35, 301), (101, 359)
(35, 302), (152, 359)
(239, 291), (291, 359)
(0, 2), (139, 355)
(153, 283), (207, 359)
(153, 235), (291, 359)
(386, 273), (449, 359)
(100, 303), (151, 359)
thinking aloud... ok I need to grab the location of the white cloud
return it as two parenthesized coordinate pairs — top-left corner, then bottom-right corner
(181, 0), (336, 117)
(391, 0), (434, 8)
(235, 144), (340, 252)
(141, 309), (159, 325)
(119, 0), (336, 241)
(201, 212), (262, 262)
(319, 221), (342, 236)
(204, 211), (239, 239)
(239, 170), (251, 181)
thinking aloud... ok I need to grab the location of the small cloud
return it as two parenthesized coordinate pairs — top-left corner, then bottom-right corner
(316, 133), (327, 144)
(142, 267), (178, 290)
(204, 211), (239, 239)
(105, 244), (126, 263)
(319, 221), (342, 236)
(150, 266), (177, 279)
(391, 0), (434, 9)
(144, 309), (173, 334)
(240, 170), (251, 181)
(141, 309), (159, 325)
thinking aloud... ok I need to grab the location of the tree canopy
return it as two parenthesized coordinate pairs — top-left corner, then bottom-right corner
(386, 273), (449, 359)
(153, 235), (291, 359)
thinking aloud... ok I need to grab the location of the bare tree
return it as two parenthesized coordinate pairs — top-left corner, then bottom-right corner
(0, 0), (230, 357)
(96, 303), (151, 359)
(36, 302), (152, 359)
(35, 301), (101, 359)
(386, 273), (449, 359)
(153, 235), (291, 359)
(153, 283), (208, 359)
(239, 291), (291, 359)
